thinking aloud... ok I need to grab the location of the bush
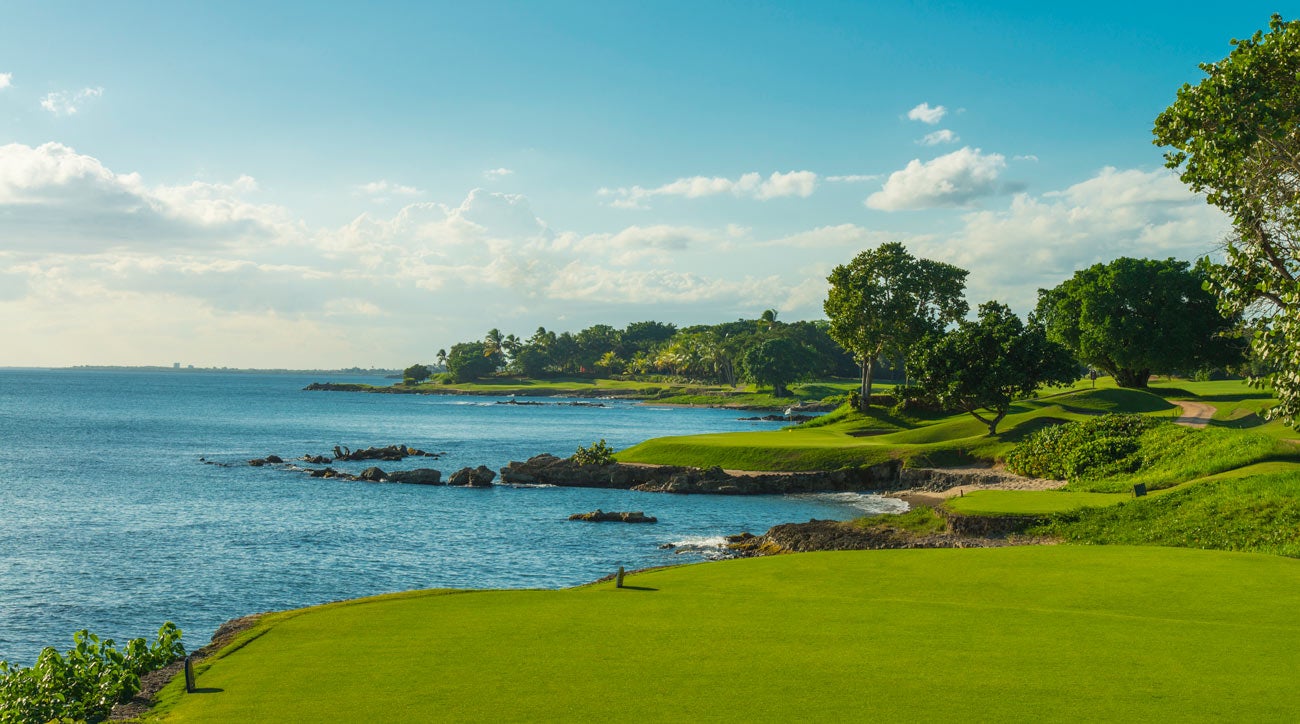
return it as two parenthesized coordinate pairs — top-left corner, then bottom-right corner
(573, 439), (615, 466)
(0, 623), (185, 724)
(1005, 414), (1162, 481)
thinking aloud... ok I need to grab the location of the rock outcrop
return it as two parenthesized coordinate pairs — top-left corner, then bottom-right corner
(358, 466), (387, 482)
(449, 465), (496, 487)
(568, 510), (657, 523)
(331, 445), (441, 462)
(499, 454), (901, 494)
(385, 468), (443, 485)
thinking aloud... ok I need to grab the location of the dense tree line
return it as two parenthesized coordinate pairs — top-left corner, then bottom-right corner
(415, 313), (862, 388)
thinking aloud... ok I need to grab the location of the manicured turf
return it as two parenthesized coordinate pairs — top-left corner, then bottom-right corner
(616, 387), (1186, 471)
(944, 489), (1128, 514)
(152, 547), (1300, 722)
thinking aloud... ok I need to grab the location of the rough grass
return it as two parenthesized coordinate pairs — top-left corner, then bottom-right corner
(149, 547), (1300, 722)
(1036, 471), (1300, 557)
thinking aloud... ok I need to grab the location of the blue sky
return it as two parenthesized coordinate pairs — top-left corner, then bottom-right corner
(0, 2), (1284, 366)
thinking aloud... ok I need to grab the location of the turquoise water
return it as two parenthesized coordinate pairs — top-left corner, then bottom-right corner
(0, 369), (899, 664)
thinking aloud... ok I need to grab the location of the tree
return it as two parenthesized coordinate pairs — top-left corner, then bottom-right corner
(435, 348), (447, 370)
(911, 302), (1078, 436)
(1154, 14), (1300, 422)
(741, 337), (809, 397)
(1034, 257), (1243, 388)
(824, 243), (968, 410)
(402, 363), (432, 384)
(445, 342), (503, 382)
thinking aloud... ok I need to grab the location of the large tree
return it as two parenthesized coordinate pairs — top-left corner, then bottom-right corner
(740, 337), (810, 397)
(445, 342), (503, 382)
(911, 302), (1077, 436)
(824, 243), (968, 409)
(1034, 257), (1243, 388)
(1153, 14), (1300, 422)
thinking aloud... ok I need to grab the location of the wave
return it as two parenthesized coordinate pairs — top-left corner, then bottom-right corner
(789, 492), (909, 515)
(663, 535), (733, 560)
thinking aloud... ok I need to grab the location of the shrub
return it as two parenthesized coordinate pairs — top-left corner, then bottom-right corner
(1005, 414), (1162, 481)
(573, 439), (615, 466)
(0, 623), (185, 724)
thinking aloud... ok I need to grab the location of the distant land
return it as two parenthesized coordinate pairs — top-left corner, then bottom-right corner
(20, 365), (406, 376)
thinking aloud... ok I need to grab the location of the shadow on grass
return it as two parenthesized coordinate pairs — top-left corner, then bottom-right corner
(616, 586), (658, 592)
(192, 688), (224, 694)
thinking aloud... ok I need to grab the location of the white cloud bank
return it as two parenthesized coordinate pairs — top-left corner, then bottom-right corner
(866, 147), (1007, 210)
(907, 102), (947, 124)
(40, 87), (103, 116)
(0, 142), (1229, 367)
(603, 170), (817, 208)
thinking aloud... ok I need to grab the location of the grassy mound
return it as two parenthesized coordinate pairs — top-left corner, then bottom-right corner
(1035, 470), (1300, 557)
(945, 490), (1129, 515)
(616, 386), (1181, 471)
(152, 547), (1300, 722)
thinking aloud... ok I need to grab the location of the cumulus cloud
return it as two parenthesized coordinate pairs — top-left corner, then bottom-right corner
(918, 129), (959, 146)
(0, 142), (292, 252)
(0, 73), (12, 90)
(40, 87), (103, 116)
(603, 170), (818, 208)
(907, 102), (947, 124)
(826, 174), (880, 183)
(866, 147), (1008, 211)
(484, 167), (514, 179)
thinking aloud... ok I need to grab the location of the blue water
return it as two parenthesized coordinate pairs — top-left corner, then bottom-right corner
(0, 369), (900, 664)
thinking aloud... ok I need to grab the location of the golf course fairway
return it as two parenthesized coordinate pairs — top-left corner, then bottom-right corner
(154, 546), (1300, 722)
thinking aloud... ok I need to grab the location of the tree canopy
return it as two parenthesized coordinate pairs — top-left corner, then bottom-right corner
(1034, 257), (1242, 388)
(824, 242), (968, 409)
(911, 301), (1077, 436)
(445, 342), (503, 382)
(740, 337), (811, 397)
(1154, 14), (1300, 422)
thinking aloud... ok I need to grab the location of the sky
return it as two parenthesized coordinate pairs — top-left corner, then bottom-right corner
(0, 1), (1285, 367)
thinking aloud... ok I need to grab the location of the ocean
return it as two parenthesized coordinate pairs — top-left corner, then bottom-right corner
(0, 369), (901, 664)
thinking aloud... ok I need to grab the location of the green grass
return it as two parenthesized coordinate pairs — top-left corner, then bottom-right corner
(616, 386), (1176, 471)
(1036, 470), (1300, 557)
(944, 490), (1129, 515)
(151, 547), (1300, 722)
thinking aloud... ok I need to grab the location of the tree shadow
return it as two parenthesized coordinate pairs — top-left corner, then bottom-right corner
(617, 586), (658, 591)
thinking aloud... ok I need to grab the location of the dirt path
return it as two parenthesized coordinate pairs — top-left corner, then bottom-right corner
(1173, 400), (1216, 428)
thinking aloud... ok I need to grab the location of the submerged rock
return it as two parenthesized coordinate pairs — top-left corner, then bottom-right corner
(569, 510), (657, 523)
(358, 466), (387, 482)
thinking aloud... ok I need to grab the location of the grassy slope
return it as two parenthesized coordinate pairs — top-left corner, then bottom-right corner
(153, 547), (1300, 722)
(617, 385), (1181, 471)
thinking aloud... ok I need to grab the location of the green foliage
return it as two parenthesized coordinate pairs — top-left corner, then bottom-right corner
(1154, 15), (1300, 424)
(445, 341), (503, 382)
(402, 363), (432, 384)
(910, 301), (1077, 435)
(572, 439), (615, 466)
(824, 242), (968, 407)
(0, 623), (184, 724)
(856, 506), (947, 535)
(740, 337), (810, 397)
(1005, 414), (1161, 480)
(1034, 257), (1243, 388)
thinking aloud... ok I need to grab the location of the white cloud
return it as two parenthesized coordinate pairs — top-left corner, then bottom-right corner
(604, 170), (818, 208)
(0, 73), (11, 90)
(826, 174), (880, 183)
(866, 147), (1007, 211)
(1014, 154), (1039, 162)
(918, 129), (959, 146)
(484, 167), (514, 179)
(40, 87), (103, 116)
(907, 102), (947, 124)
(0, 142), (292, 252)
(354, 179), (423, 201)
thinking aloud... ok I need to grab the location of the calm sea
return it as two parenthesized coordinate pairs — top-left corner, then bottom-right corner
(0, 369), (900, 664)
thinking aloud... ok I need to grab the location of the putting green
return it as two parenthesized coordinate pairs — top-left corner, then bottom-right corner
(154, 547), (1300, 722)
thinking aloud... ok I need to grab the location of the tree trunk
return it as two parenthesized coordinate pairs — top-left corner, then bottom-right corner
(859, 357), (874, 411)
(1114, 368), (1151, 388)
(774, 381), (788, 397)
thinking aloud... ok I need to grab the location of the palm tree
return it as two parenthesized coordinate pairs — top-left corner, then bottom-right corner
(436, 348), (447, 370)
(483, 328), (504, 357)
